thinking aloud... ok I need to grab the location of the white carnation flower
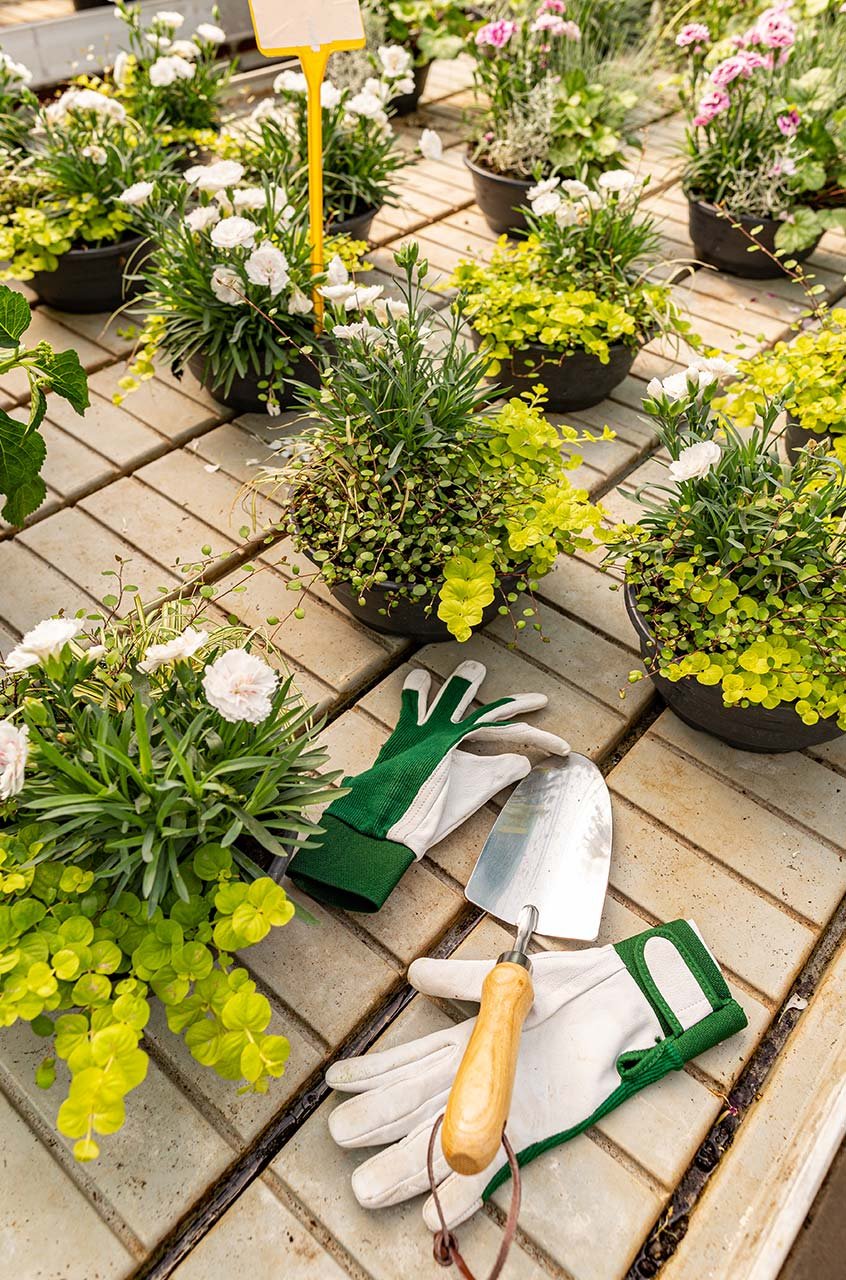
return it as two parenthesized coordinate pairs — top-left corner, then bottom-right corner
(419, 128), (442, 161)
(668, 440), (722, 482)
(210, 265), (245, 305)
(149, 54), (195, 86)
(0, 721), (28, 801)
(82, 144), (107, 165)
(138, 626), (209, 674)
(5, 617), (84, 672)
(377, 44), (412, 78)
(559, 179), (591, 199)
(118, 180), (155, 206)
(202, 648), (277, 724)
(321, 81), (342, 109)
(245, 241), (290, 296)
(145, 33), (172, 50)
(169, 39), (200, 58)
(347, 89), (387, 119)
(531, 190), (562, 216)
(689, 355), (740, 380)
(287, 286), (313, 315)
(274, 69), (308, 94)
(527, 176), (560, 201)
(554, 202), (580, 227)
(232, 186), (268, 211)
(185, 159), (244, 193)
(153, 10), (184, 28)
(185, 204), (221, 231)
(1, 52), (33, 85)
(113, 50), (130, 86)
(598, 169), (638, 194)
(195, 22), (226, 44)
(333, 320), (386, 344)
(372, 297), (409, 324)
(210, 215), (257, 250)
(45, 87), (126, 125)
(647, 369), (713, 402)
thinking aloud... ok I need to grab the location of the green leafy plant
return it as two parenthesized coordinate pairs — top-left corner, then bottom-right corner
(0, 88), (170, 281)
(371, 0), (473, 61)
(0, 50), (37, 153)
(117, 167), (368, 413)
(259, 244), (606, 641)
(607, 364), (846, 726)
(0, 284), (89, 524)
(679, 3), (846, 252)
(721, 306), (846, 438)
(450, 171), (691, 374)
(0, 599), (341, 1159)
(216, 68), (404, 223)
(110, 0), (232, 143)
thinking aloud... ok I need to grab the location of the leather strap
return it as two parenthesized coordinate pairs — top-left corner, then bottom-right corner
(427, 1114), (521, 1280)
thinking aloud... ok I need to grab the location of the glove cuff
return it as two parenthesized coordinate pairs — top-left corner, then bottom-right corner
(286, 814), (415, 913)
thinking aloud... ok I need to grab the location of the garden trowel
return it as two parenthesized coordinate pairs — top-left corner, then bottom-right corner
(442, 754), (613, 1175)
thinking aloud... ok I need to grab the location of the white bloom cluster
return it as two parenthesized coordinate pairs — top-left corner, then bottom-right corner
(149, 54), (195, 86)
(202, 649), (277, 724)
(0, 51), (33, 86)
(419, 128), (442, 161)
(139, 626), (208, 673)
(527, 171), (642, 223)
(5, 617), (83, 672)
(195, 22), (226, 44)
(377, 44), (414, 95)
(119, 180), (155, 206)
(647, 356), (740, 405)
(152, 10), (184, 29)
(185, 159), (244, 193)
(0, 721), (28, 801)
(668, 440), (723, 482)
(81, 144), (108, 165)
(319, 255), (384, 311)
(44, 87), (127, 126)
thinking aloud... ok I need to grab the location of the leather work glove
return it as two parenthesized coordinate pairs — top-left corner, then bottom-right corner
(326, 919), (747, 1230)
(287, 660), (569, 912)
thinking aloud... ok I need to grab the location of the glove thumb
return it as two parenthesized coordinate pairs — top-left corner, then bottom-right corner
(408, 956), (496, 1003)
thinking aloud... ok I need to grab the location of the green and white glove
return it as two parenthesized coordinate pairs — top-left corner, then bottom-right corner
(327, 919), (747, 1230)
(287, 660), (569, 913)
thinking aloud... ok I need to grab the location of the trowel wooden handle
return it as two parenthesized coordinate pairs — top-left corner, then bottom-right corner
(442, 961), (533, 1176)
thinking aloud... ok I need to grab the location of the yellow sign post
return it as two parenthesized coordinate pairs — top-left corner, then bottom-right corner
(245, 1), (366, 325)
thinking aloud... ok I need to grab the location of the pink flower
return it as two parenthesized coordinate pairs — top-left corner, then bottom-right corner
(777, 109), (800, 137)
(560, 19), (580, 39)
(755, 6), (796, 49)
(532, 12), (566, 33)
(736, 48), (767, 72)
(538, 0), (566, 11)
(475, 19), (517, 48)
(676, 22), (710, 48)
(710, 55), (748, 86)
(693, 87), (730, 127)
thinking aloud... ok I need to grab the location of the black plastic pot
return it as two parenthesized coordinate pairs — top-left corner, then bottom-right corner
(326, 568), (527, 641)
(464, 154), (531, 236)
(624, 584), (844, 752)
(390, 62), (431, 117)
(688, 198), (821, 279)
(188, 347), (323, 415)
(328, 203), (381, 242)
(469, 329), (637, 412)
(73, 0), (109, 8)
(785, 413), (832, 463)
(31, 235), (148, 314)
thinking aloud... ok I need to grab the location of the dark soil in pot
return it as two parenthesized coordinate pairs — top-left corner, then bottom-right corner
(390, 62), (431, 116)
(784, 413), (832, 463)
(469, 329), (637, 412)
(624, 583), (844, 752)
(328, 203), (381, 242)
(464, 154), (531, 236)
(326, 568), (527, 641)
(188, 346), (323, 415)
(31, 235), (148, 314)
(688, 198), (821, 279)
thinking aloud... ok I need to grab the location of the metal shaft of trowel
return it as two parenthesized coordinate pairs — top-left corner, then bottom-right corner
(497, 903), (539, 969)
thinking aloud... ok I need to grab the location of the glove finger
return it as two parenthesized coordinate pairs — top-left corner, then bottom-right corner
(350, 1112), (454, 1210)
(402, 667), (432, 722)
(326, 1023), (460, 1093)
(330, 1070), (453, 1148)
(423, 1166), (498, 1232)
(473, 692), (548, 724)
(433, 750), (531, 843)
(426, 659), (487, 723)
(463, 723), (571, 756)
(409, 957), (495, 1002)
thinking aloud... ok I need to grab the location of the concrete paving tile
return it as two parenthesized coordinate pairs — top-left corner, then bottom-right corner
(609, 735), (846, 926)
(40, 422), (116, 499)
(653, 713), (846, 851)
(607, 798), (817, 1002)
(598, 1070), (722, 1190)
(664, 936), (846, 1280)
(41, 307), (135, 357)
(536, 558), (637, 651)
(136, 447), (283, 544)
(0, 1091), (133, 1280)
(89, 366), (227, 439)
(45, 390), (170, 469)
(170, 1179), (348, 1280)
(0, 540), (99, 632)
(346, 859), (467, 966)
(1, 1020), (236, 1249)
(318, 703), (390, 779)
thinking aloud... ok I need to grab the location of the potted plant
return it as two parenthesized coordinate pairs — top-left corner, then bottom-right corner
(466, 2), (639, 234)
(118, 165), (370, 415)
(679, 4), (846, 276)
(607, 363), (846, 751)
(216, 67), (405, 239)
(0, 593), (341, 1161)
(722, 306), (846, 461)
(367, 0), (474, 113)
(0, 51), (37, 154)
(258, 244), (606, 642)
(109, 1), (232, 151)
(0, 283), (89, 525)
(450, 170), (691, 411)
(0, 88), (170, 312)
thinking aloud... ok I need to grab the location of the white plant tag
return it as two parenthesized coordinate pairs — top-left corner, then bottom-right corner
(247, 0), (365, 54)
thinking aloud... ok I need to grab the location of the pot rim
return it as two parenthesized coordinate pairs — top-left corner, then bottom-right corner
(463, 151), (535, 190)
(686, 195), (792, 229)
(471, 326), (638, 363)
(306, 553), (529, 599)
(53, 232), (148, 262)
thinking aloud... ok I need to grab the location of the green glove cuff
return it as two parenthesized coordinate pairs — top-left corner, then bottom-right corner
(286, 815), (416, 914)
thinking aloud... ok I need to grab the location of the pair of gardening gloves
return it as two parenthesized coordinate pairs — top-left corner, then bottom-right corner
(288, 662), (747, 1231)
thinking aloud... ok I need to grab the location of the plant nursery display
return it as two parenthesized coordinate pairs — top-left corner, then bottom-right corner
(722, 307), (846, 460)
(608, 364), (846, 751)
(217, 62), (406, 234)
(0, 88), (170, 312)
(109, 1), (232, 145)
(362, 0), (473, 111)
(118, 164), (368, 415)
(451, 170), (690, 411)
(0, 284), (89, 524)
(264, 245), (606, 641)
(0, 50), (37, 154)
(0, 599), (340, 1160)
(466, 0), (640, 232)
(680, 3), (846, 274)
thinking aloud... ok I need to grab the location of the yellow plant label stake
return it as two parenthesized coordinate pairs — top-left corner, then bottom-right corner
(246, 1), (366, 326)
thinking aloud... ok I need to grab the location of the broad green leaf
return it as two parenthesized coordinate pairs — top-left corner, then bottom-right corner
(0, 284), (30, 346)
(0, 408), (47, 525)
(221, 990), (270, 1034)
(38, 347), (89, 415)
